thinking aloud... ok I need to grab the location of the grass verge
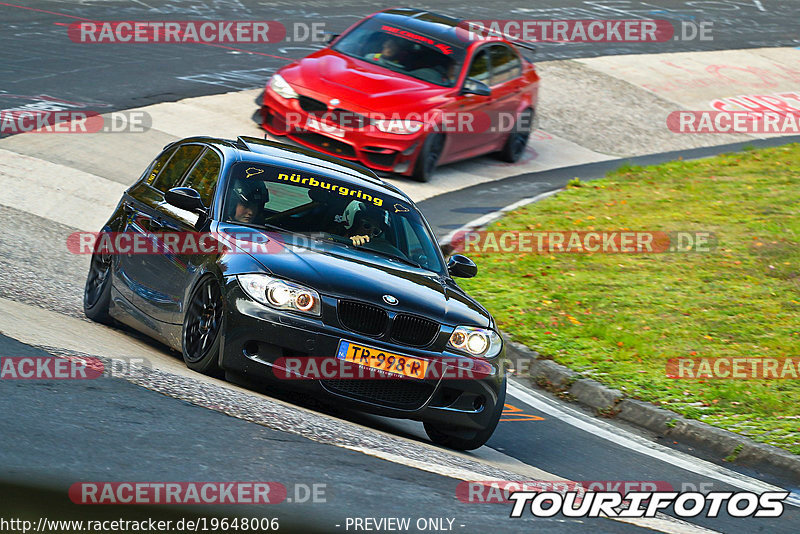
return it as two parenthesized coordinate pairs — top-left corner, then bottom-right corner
(459, 144), (800, 454)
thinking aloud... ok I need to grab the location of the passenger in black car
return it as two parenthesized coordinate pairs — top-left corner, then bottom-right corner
(338, 200), (386, 246)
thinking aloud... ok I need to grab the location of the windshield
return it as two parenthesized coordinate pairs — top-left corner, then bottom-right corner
(333, 18), (465, 87)
(223, 163), (445, 273)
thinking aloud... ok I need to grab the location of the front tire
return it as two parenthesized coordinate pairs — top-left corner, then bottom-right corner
(83, 251), (113, 324)
(423, 380), (507, 451)
(411, 132), (444, 182)
(182, 277), (223, 375)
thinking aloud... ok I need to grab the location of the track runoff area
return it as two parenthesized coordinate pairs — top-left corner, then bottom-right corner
(1, 1), (800, 533)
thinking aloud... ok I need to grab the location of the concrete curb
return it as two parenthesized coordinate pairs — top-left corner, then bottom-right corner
(503, 337), (800, 482)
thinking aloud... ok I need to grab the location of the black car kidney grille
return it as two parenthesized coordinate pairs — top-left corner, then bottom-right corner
(391, 314), (439, 347)
(338, 300), (388, 336)
(322, 379), (434, 409)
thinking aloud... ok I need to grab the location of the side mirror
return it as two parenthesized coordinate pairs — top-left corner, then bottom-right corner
(460, 78), (491, 97)
(165, 187), (205, 212)
(447, 254), (478, 278)
(325, 33), (340, 45)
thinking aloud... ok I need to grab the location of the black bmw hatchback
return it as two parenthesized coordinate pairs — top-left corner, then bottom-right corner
(84, 135), (506, 450)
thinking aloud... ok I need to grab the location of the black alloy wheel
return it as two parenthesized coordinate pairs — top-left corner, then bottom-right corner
(182, 277), (224, 375)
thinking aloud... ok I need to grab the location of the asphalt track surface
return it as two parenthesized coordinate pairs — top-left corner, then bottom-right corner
(2, 1), (800, 532)
(3, 0), (800, 114)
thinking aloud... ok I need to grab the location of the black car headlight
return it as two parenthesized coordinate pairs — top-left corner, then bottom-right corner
(238, 274), (320, 316)
(448, 326), (502, 359)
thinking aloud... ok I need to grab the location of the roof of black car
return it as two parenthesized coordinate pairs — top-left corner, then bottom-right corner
(169, 135), (409, 200)
(373, 8), (467, 47)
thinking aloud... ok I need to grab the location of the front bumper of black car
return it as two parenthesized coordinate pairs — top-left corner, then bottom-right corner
(218, 277), (506, 431)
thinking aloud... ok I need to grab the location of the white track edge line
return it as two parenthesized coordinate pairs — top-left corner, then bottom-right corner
(509, 382), (800, 508)
(439, 189), (562, 245)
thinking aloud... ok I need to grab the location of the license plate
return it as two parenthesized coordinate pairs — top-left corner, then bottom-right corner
(336, 340), (429, 380)
(305, 117), (345, 138)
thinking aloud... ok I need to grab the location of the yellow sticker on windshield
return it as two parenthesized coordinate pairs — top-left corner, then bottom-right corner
(276, 172), (384, 207)
(245, 167), (264, 178)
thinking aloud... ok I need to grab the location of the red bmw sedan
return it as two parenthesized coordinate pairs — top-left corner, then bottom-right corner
(261, 8), (540, 181)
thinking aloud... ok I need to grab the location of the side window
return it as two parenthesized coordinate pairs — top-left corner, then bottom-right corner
(143, 146), (177, 187)
(466, 48), (490, 83)
(181, 148), (221, 207)
(489, 45), (521, 86)
(151, 144), (203, 193)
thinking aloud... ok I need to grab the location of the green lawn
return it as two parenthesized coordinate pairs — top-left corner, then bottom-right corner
(459, 144), (800, 454)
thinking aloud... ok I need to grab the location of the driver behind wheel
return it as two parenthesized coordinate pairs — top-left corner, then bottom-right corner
(367, 36), (405, 65)
(229, 181), (269, 224)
